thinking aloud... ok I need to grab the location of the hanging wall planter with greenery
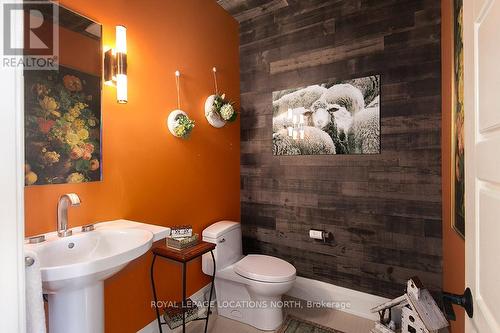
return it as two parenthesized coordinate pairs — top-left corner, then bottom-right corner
(167, 110), (195, 139)
(204, 67), (237, 128)
(167, 70), (195, 139)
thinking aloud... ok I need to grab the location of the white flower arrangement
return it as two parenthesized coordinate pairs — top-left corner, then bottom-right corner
(220, 103), (235, 121)
(212, 93), (237, 122)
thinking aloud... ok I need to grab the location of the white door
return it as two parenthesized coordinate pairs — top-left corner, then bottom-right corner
(0, 0), (26, 331)
(464, 0), (500, 332)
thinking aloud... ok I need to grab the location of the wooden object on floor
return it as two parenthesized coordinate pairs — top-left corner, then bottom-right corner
(371, 277), (448, 333)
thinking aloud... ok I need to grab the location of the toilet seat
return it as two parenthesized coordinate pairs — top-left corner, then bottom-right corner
(234, 254), (296, 283)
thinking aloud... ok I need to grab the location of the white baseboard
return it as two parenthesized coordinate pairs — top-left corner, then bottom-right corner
(286, 276), (389, 321)
(139, 276), (388, 332)
(137, 283), (215, 333)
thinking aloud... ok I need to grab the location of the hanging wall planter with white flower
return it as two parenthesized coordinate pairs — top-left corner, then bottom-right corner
(167, 70), (195, 139)
(204, 67), (237, 128)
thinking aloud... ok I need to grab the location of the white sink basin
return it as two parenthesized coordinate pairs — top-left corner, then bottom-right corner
(29, 228), (153, 292)
(25, 220), (169, 333)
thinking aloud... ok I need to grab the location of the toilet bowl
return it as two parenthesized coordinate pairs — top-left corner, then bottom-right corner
(202, 221), (296, 331)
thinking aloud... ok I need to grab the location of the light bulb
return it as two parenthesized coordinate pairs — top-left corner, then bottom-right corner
(116, 26), (127, 53)
(116, 74), (127, 104)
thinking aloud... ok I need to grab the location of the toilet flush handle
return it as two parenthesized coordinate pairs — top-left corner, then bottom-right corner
(218, 238), (225, 243)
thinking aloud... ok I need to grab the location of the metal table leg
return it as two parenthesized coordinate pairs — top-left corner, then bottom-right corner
(150, 254), (163, 333)
(204, 250), (216, 333)
(182, 262), (186, 333)
(150, 244), (216, 333)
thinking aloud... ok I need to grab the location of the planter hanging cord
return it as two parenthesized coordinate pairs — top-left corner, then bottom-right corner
(175, 70), (181, 109)
(212, 67), (218, 95)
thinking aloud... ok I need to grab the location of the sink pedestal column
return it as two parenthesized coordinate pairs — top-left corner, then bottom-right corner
(48, 282), (104, 333)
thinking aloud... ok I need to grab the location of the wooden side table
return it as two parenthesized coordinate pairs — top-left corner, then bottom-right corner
(150, 241), (216, 333)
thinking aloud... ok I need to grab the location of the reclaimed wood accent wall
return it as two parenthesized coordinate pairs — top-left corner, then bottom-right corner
(219, 0), (442, 298)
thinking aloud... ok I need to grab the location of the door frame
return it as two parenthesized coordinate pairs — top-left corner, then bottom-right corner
(0, 0), (26, 331)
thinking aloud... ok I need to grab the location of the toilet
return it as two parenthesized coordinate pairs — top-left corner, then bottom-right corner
(202, 221), (296, 331)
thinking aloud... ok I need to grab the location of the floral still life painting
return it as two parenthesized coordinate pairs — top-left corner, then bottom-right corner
(24, 66), (102, 186)
(452, 0), (465, 238)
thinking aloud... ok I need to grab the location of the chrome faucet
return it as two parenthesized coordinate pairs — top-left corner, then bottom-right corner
(57, 193), (81, 237)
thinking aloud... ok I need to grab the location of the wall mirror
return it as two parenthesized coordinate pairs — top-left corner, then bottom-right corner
(24, 3), (103, 186)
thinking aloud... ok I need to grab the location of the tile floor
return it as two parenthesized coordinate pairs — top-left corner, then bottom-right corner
(183, 298), (375, 333)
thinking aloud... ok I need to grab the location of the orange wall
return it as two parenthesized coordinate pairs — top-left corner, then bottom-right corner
(441, 0), (465, 332)
(59, 25), (101, 75)
(24, 1), (240, 332)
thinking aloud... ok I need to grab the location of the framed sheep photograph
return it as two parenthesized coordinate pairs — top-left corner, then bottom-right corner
(272, 75), (380, 155)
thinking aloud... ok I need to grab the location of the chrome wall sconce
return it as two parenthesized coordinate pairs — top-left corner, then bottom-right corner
(104, 25), (127, 104)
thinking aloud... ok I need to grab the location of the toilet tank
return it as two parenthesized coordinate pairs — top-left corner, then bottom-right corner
(202, 221), (243, 275)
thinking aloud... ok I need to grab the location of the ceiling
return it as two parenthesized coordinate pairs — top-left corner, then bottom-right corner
(217, 0), (290, 22)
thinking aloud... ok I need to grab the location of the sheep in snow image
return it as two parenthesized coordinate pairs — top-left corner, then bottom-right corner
(318, 83), (365, 115)
(311, 102), (353, 134)
(273, 127), (336, 155)
(349, 104), (380, 154)
(272, 85), (327, 116)
(272, 75), (380, 155)
(272, 107), (313, 133)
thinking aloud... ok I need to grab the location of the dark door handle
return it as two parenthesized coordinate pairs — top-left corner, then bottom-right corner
(441, 288), (473, 320)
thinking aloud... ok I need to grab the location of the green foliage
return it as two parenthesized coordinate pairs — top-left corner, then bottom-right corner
(75, 159), (90, 172)
(173, 114), (195, 139)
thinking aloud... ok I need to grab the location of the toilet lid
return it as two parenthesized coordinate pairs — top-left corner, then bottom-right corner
(234, 255), (296, 283)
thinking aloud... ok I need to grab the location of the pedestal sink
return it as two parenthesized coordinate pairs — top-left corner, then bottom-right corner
(25, 220), (169, 333)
